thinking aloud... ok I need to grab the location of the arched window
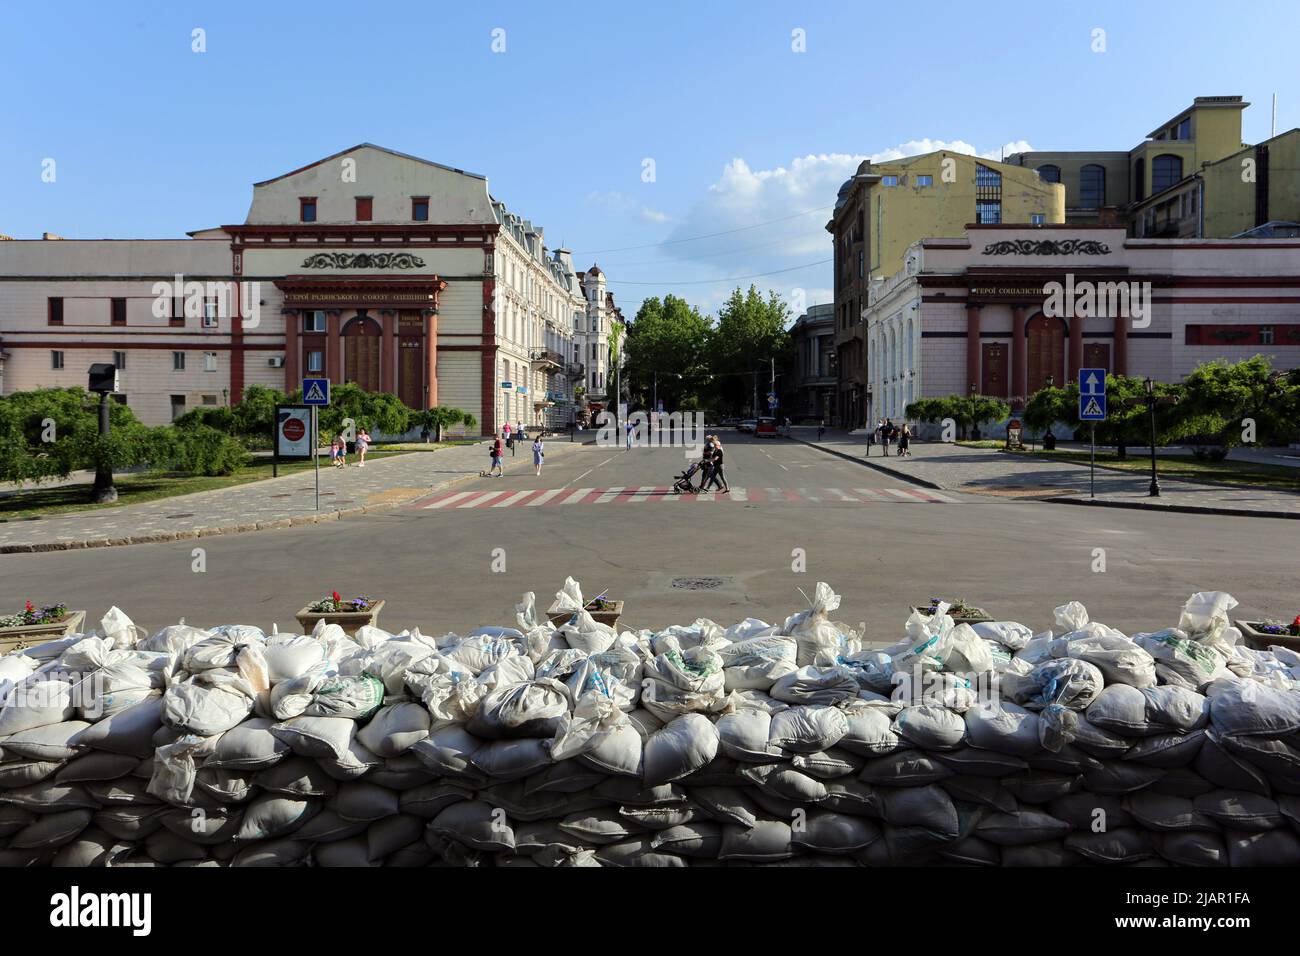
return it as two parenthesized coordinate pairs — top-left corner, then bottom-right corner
(1035, 164), (1061, 184)
(1152, 154), (1183, 193)
(1079, 164), (1106, 208)
(906, 317), (914, 369)
(1134, 158), (1145, 201)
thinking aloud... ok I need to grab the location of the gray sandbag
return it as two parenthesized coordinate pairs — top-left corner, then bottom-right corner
(939, 776), (1018, 814)
(643, 714), (719, 786)
(649, 822), (724, 858)
(1146, 768), (1216, 799)
(294, 809), (368, 843)
(194, 767), (256, 805)
(739, 763), (828, 803)
(556, 807), (642, 845)
(335, 780), (400, 822)
(1081, 761), (1165, 795)
(158, 806), (243, 844)
(716, 709), (781, 762)
(93, 806), (166, 841)
(1001, 842), (1084, 866)
(430, 800), (516, 852)
(409, 725), (483, 780)
(1126, 791), (1219, 831)
(1224, 828), (1300, 866)
(467, 679), (571, 739)
(1025, 744), (1102, 775)
(314, 835), (376, 867)
(55, 752), (141, 784)
(1218, 734), (1300, 794)
(3, 721), (90, 761)
(1070, 719), (1132, 760)
(235, 793), (319, 840)
(817, 779), (881, 817)
(230, 839), (313, 867)
(1193, 730), (1272, 795)
(0, 781), (98, 812)
(767, 705), (849, 754)
(1001, 771), (1081, 804)
(355, 702), (431, 758)
(1143, 685), (1210, 733)
(680, 754), (746, 787)
(1192, 790), (1284, 830)
(789, 810), (880, 854)
(366, 813), (425, 861)
(769, 666), (860, 706)
(892, 704), (966, 751)
(0, 678), (77, 735)
(1154, 831), (1228, 867)
(1121, 730), (1206, 768)
(143, 828), (210, 864)
(53, 828), (129, 867)
(208, 718), (289, 770)
(963, 703), (1043, 757)
(1207, 678), (1300, 738)
(937, 835), (1000, 866)
(858, 750), (952, 786)
(470, 738), (552, 781)
(1048, 792), (1133, 830)
(690, 787), (762, 828)
(618, 804), (701, 831)
(748, 789), (805, 821)
(9, 808), (93, 849)
(876, 784), (958, 836)
(252, 757), (337, 798)
(976, 809), (1072, 846)
(399, 782), (475, 819)
(590, 778), (686, 807)
(68, 696), (164, 757)
(595, 836), (688, 867)
(718, 819), (794, 861)
(522, 760), (607, 795)
(0, 759), (63, 788)
(316, 736), (384, 782)
(837, 707), (902, 756)
(1064, 828), (1156, 864)
(577, 723), (643, 778)
(792, 748), (865, 780)
(270, 716), (356, 761)
(1086, 684), (1157, 737)
(0, 804), (37, 837)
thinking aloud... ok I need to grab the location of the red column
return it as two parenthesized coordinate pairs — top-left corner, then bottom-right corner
(380, 311), (395, 394)
(1069, 313), (1083, 383)
(965, 304), (982, 393)
(1113, 312), (1128, 376)
(327, 310), (343, 384)
(284, 310), (300, 391)
(425, 311), (439, 409)
(1011, 305), (1027, 404)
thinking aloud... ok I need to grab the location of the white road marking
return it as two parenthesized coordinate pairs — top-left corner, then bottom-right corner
(457, 490), (505, 508)
(560, 487), (595, 504)
(492, 490), (533, 507)
(628, 485), (657, 502)
(730, 487), (749, 501)
(526, 489), (564, 506)
(565, 468), (593, 488)
(425, 491), (475, 509)
(594, 486), (626, 503)
(853, 488), (889, 501)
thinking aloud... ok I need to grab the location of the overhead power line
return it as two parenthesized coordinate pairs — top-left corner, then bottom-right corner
(603, 258), (833, 286)
(571, 205), (834, 255)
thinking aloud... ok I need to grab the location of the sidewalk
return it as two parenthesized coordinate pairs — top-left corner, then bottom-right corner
(790, 428), (1300, 520)
(0, 441), (581, 553)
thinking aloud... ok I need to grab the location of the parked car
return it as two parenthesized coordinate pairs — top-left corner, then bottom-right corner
(755, 417), (778, 438)
(737, 420), (756, 433)
(720, 417), (741, 428)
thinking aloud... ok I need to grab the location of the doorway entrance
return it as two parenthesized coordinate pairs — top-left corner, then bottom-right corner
(1026, 313), (1066, 393)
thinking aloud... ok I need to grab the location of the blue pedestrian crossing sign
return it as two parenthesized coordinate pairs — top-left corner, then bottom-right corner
(302, 378), (330, 406)
(1078, 368), (1106, 420)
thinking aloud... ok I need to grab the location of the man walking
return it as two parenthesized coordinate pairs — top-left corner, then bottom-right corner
(625, 418), (635, 449)
(817, 419), (825, 442)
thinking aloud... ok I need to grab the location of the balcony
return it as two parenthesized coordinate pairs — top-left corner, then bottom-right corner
(566, 362), (585, 379)
(530, 348), (564, 371)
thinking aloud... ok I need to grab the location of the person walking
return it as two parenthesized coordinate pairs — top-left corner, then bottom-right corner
(898, 423), (911, 458)
(703, 439), (729, 493)
(485, 437), (504, 477)
(503, 422), (512, 445)
(817, 419), (825, 442)
(330, 434), (342, 469)
(881, 419), (893, 457)
(625, 418), (635, 449)
(532, 435), (545, 476)
(356, 428), (370, 468)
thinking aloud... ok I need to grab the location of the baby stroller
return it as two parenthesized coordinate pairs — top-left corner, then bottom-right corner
(671, 459), (705, 494)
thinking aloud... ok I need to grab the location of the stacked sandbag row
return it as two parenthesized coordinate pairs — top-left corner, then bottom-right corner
(1, 584), (1299, 867)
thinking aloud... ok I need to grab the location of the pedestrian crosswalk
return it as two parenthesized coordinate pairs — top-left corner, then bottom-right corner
(412, 486), (957, 510)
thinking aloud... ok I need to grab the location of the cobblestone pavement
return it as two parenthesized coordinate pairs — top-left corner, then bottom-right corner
(794, 429), (1300, 518)
(0, 440), (581, 552)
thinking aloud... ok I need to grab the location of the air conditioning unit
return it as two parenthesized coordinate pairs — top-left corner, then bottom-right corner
(268, 357), (285, 368)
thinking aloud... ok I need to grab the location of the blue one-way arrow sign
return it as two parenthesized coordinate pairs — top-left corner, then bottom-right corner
(1078, 367), (1106, 421)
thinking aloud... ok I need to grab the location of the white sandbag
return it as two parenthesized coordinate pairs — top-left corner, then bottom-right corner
(138, 622), (214, 656)
(1207, 678), (1300, 738)
(1142, 685), (1210, 733)
(162, 674), (255, 737)
(769, 666), (860, 706)
(577, 722), (644, 778)
(971, 621), (1033, 651)
(964, 702), (1044, 757)
(0, 678), (76, 734)
(67, 696), (164, 757)
(717, 709), (779, 762)
(838, 706), (903, 756)
(100, 606), (147, 649)
(643, 714), (719, 786)
(784, 582), (861, 667)
(944, 624), (994, 674)
(718, 636), (798, 691)
(270, 716), (356, 761)
(1050, 628), (1157, 688)
(560, 610), (618, 656)
(893, 704), (967, 751)
(262, 635), (330, 683)
(468, 679), (571, 739)
(2, 720), (89, 761)
(1053, 601), (1089, 634)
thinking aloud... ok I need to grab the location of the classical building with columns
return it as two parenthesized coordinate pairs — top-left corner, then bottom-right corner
(865, 224), (1300, 426)
(0, 144), (607, 433)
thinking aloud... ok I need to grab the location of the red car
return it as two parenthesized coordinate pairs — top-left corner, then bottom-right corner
(755, 417), (778, 438)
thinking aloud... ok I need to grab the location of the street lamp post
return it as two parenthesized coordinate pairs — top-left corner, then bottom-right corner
(1145, 376), (1160, 498)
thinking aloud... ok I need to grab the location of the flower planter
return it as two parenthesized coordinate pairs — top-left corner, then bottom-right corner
(296, 600), (385, 637)
(1236, 620), (1300, 653)
(0, 610), (87, 655)
(912, 604), (994, 625)
(549, 600), (624, 630)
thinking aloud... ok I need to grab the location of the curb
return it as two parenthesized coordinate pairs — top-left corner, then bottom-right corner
(0, 445), (581, 555)
(787, 437), (945, 490)
(1042, 496), (1300, 521)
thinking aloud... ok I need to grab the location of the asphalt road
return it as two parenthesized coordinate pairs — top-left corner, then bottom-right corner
(1, 432), (1293, 641)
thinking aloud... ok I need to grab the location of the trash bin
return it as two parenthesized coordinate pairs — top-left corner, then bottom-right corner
(1043, 432), (1057, 450)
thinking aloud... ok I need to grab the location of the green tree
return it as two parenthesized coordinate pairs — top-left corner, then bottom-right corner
(906, 394), (1009, 440)
(1023, 376), (1182, 456)
(624, 294), (711, 409)
(708, 286), (792, 415)
(283, 383), (412, 437)
(0, 387), (155, 485)
(411, 406), (478, 442)
(1165, 357), (1297, 449)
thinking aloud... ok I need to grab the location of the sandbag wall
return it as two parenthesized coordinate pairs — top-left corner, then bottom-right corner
(1, 585), (1299, 867)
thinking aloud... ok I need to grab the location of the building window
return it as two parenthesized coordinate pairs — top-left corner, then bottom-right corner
(202, 394), (218, 406)
(1079, 164), (1106, 208)
(169, 296), (185, 327)
(170, 395), (186, 421)
(204, 352), (218, 372)
(1174, 117), (1191, 140)
(411, 197), (429, 221)
(355, 197), (373, 221)
(51, 350), (64, 370)
(858, 250), (864, 277)
(307, 350), (323, 372)
(1134, 158), (1146, 201)
(573, 345), (579, 362)
(202, 298), (219, 328)
(1031, 213), (1045, 225)
(112, 394), (127, 405)
(916, 175), (933, 187)
(48, 297), (63, 325)
(303, 311), (326, 333)
(975, 164), (1001, 223)
(881, 175), (899, 186)
(113, 351), (126, 369)
(1035, 165), (1061, 184)
(1261, 325), (1275, 345)
(1152, 154), (1183, 193)
(173, 351), (186, 371)
(111, 297), (127, 326)
(300, 197), (317, 222)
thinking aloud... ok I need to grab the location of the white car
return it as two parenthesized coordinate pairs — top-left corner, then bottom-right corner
(737, 420), (756, 433)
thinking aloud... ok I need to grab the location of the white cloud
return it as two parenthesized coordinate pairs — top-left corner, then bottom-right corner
(584, 190), (671, 225)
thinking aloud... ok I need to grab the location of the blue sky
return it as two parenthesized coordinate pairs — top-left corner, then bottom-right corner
(2, 0), (1295, 317)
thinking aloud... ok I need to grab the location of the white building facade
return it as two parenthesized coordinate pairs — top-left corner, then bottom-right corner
(0, 144), (610, 434)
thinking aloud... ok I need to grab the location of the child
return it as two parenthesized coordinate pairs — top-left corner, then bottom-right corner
(356, 428), (370, 467)
(330, 435), (343, 468)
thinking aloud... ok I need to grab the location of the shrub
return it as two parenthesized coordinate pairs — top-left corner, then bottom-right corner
(154, 425), (251, 476)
